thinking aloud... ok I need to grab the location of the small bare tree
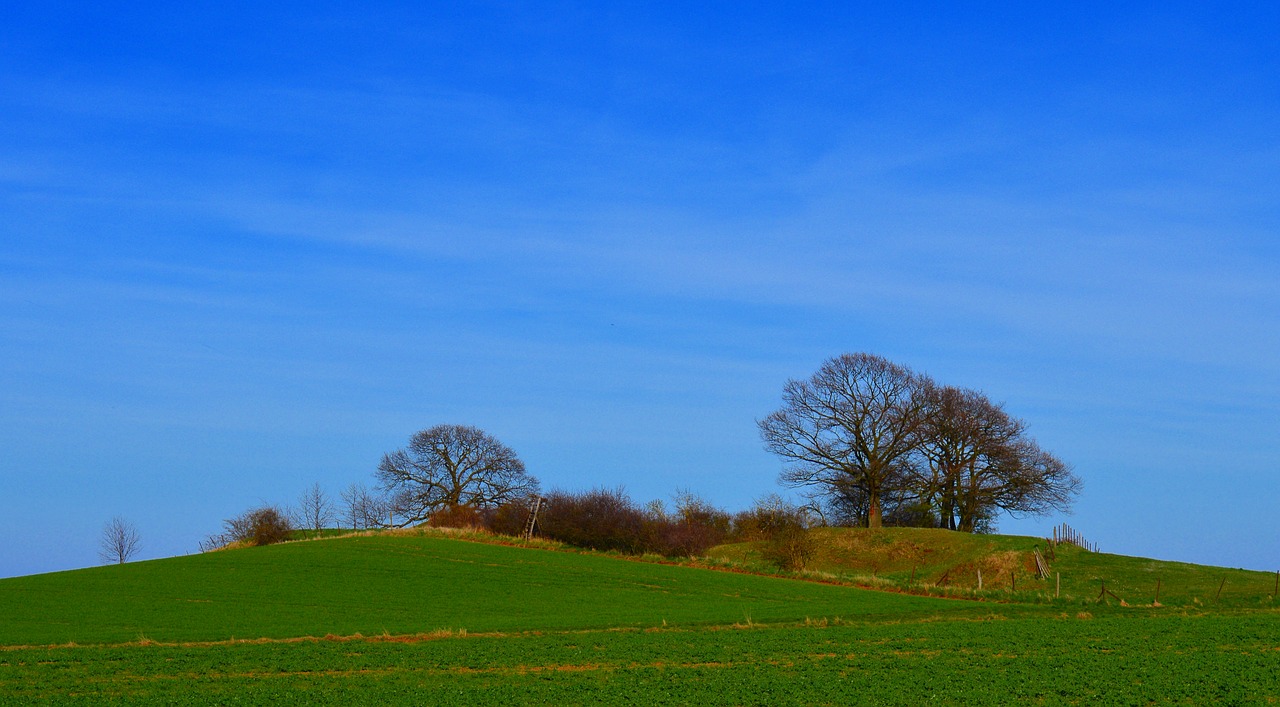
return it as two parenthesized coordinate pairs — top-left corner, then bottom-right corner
(297, 482), (336, 532)
(99, 517), (141, 564)
(341, 483), (387, 529)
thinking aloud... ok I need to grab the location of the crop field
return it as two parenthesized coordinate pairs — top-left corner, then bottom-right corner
(2, 530), (1278, 704)
(4, 613), (1279, 704)
(0, 532), (979, 646)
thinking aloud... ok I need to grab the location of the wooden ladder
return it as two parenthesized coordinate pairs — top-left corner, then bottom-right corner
(522, 497), (546, 540)
(1033, 546), (1050, 579)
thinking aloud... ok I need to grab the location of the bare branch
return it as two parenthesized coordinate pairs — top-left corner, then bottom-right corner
(297, 482), (336, 532)
(759, 353), (930, 528)
(376, 424), (539, 525)
(99, 517), (141, 564)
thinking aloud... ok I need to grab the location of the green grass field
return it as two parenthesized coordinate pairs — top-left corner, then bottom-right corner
(712, 526), (1280, 607)
(2, 528), (1278, 704)
(6, 614), (1279, 705)
(0, 531), (980, 646)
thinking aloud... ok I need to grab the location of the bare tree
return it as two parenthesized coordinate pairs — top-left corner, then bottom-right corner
(759, 353), (930, 528)
(761, 353), (1080, 532)
(99, 517), (142, 564)
(376, 424), (539, 526)
(297, 482), (336, 532)
(341, 483), (387, 529)
(915, 384), (1005, 530)
(916, 384), (1081, 531)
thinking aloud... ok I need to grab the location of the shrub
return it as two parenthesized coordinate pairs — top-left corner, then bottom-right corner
(654, 519), (723, 558)
(735, 495), (816, 570)
(732, 494), (804, 541)
(427, 504), (484, 529)
(485, 497), (539, 537)
(245, 506), (293, 546)
(539, 488), (649, 554)
(650, 490), (731, 557)
(202, 505), (294, 550)
(762, 523), (817, 571)
(533, 488), (733, 559)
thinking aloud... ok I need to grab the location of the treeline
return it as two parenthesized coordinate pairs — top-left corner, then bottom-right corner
(441, 488), (815, 569)
(760, 353), (1082, 530)
(203, 486), (815, 570)
(199, 351), (1081, 561)
(199, 482), (390, 552)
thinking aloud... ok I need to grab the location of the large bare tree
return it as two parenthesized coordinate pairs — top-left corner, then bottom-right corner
(376, 424), (539, 525)
(99, 517), (141, 564)
(916, 384), (1081, 531)
(914, 385), (1008, 530)
(759, 353), (930, 528)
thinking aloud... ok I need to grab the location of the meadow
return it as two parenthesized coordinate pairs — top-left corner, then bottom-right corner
(2, 529), (1278, 704)
(0, 531), (974, 646)
(5, 612), (1278, 704)
(715, 526), (1280, 607)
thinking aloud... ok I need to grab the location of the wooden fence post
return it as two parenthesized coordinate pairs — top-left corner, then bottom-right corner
(1215, 577), (1226, 602)
(977, 568), (983, 590)
(1155, 578), (1161, 605)
(1055, 572), (1060, 599)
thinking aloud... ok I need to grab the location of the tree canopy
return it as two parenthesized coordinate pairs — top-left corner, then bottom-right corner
(760, 353), (1080, 530)
(376, 424), (539, 525)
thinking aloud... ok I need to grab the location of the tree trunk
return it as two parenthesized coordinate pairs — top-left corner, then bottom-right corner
(957, 497), (976, 532)
(940, 471), (960, 530)
(867, 494), (883, 528)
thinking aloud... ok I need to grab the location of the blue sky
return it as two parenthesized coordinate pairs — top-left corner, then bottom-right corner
(2, 2), (1278, 578)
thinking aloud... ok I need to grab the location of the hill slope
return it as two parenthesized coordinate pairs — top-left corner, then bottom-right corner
(3, 529), (1279, 704)
(0, 530), (972, 646)
(710, 526), (1278, 606)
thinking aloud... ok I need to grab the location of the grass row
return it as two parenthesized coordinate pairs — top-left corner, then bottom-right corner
(4, 613), (1278, 704)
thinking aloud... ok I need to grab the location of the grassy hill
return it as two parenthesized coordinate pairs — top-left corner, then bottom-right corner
(4, 526), (1276, 647)
(2, 528), (1278, 704)
(0, 529), (974, 646)
(709, 526), (1279, 607)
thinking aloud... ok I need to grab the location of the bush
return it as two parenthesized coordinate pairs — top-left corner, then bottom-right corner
(427, 504), (484, 529)
(735, 495), (816, 571)
(761, 523), (816, 571)
(731, 494), (805, 542)
(202, 505), (294, 550)
(539, 488), (649, 554)
(534, 488), (733, 559)
(650, 490), (731, 557)
(485, 498), (538, 537)
(653, 519), (722, 558)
